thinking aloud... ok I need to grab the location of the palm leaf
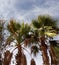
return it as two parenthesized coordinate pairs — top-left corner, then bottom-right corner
(45, 32), (57, 37)
(5, 34), (15, 46)
(38, 15), (57, 27)
(32, 20), (41, 28)
(7, 19), (21, 33)
(31, 45), (39, 56)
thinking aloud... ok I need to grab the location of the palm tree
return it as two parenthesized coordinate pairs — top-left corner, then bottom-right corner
(32, 15), (59, 65)
(5, 19), (31, 65)
(3, 15), (59, 65)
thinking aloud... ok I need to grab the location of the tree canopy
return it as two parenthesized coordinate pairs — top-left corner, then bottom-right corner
(1, 15), (59, 65)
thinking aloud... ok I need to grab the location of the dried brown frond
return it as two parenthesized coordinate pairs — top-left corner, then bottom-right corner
(31, 45), (39, 56)
(30, 58), (36, 65)
(21, 54), (27, 65)
(2, 50), (12, 65)
(49, 46), (57, 65)
(24, 39), (30, 47)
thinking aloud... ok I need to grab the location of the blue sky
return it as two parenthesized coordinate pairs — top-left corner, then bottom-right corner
(0, 0), (59, 23)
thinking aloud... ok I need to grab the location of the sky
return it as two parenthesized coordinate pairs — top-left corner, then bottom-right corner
(0, 0), (59, 23)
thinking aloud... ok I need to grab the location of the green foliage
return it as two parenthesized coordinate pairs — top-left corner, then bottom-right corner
(6, 15), (59, 60)
(6, 34), (15, 45)
(7, 19), (21, 33)
(32, 15), (59, 37)
(7, 21), (32, 45)
(20, 23), (31, 35)
(38, 15), (56, 27)
(32, 20), (41, 28)
(20, 22), (31, 40)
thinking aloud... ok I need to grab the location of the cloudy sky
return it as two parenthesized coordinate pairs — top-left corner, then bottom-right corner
(1, 0), (59, 65)
(0, 0), (59, 23)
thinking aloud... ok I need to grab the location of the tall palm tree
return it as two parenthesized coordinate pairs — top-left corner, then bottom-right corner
(5, 19), (31, 65)
(32, 15), (59, 65)
(4, 16), (59, 65)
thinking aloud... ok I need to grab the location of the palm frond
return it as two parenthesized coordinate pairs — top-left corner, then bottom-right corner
(7, 19), (21, 33)
(24, 39), (31, 47)
(2, 50), (12, 65)
(38, 15), (57, 27)
(5, 34), (15, 46)
(20, 23), (31, 35)
(32, 20), (41, 28)
(45, 32), (57, 37)
(31, 45), (39, 56)
(30, 58), (36, 65)
(21, 54), (27, 65)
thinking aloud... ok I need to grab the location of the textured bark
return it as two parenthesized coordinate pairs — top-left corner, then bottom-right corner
(21, 54), (27, 65)
(2, 50), (12, 65)
(30, 58), (36, 65)
(40, 36), (50, 65)
(49, 45), (57, 65)
(15, 45), (22, 65)
(16, 44), (27, 65)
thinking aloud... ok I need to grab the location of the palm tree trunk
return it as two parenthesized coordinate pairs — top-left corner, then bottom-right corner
(16, 44), (27, 65)
(49, 45), (57, 65)
(40, 36), (50, 65)
(15, 44), (22, 65)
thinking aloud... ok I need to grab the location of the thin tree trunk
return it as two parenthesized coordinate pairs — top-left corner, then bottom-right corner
(49, 45), (57, 65)
(40, 36), (50, 65)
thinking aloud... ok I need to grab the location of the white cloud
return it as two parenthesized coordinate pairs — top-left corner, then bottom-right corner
(0, 0), (59, 23)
